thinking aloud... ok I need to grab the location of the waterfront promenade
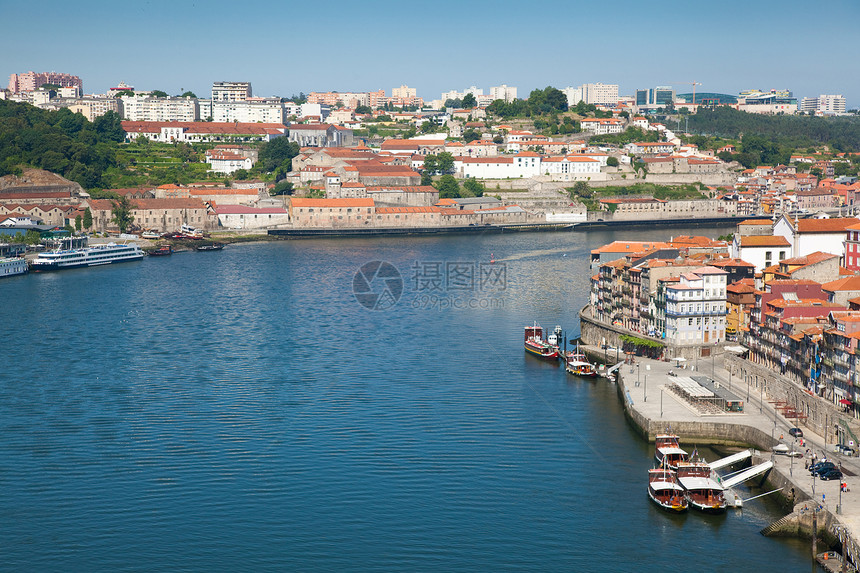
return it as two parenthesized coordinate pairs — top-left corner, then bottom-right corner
(600, 347), (860, 555)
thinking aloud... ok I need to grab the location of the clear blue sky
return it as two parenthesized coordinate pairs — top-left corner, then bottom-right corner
(3, 0), (858, 107)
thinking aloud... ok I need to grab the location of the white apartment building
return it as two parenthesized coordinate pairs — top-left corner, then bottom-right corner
(664, 266), (728, 346)
(580, 118), (624, 135)
(800, 94), (847, 115)
(392, 85), (417, 98)
(212, 100), (284, 123)
(441, 86), (483, 102)
(66, 97), (122, 121)
(212, 81), (252, 102)
(121, 96), (198, 122)
(490, 84), (517, 103)
(564, 83), (619, 106)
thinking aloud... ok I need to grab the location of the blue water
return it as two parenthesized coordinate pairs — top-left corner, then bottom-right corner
(0, 228), (813, 571)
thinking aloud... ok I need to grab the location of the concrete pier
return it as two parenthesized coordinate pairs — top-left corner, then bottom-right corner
(599, 347), (860, 563)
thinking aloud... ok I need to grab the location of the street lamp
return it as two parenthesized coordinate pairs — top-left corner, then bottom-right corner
(645, 364), (650, 402)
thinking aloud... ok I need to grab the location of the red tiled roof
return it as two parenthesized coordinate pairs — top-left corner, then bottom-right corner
(739, 235), (791, 247)
(290, 198), (374, 208)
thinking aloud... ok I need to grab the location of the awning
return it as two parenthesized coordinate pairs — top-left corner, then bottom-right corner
(725, 345), (748, 354)
(840, 399), (853, 406)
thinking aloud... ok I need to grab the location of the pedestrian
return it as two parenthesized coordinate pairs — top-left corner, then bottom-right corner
(780, 433), (784, 440)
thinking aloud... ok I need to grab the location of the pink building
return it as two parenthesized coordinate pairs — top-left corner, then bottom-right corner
(8, 71), (82, 93)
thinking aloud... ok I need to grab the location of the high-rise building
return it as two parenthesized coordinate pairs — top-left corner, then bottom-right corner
(392, 85), (417, 99)
(490, 84), (517, 103)
(212, 81), (252, 102)
(8, 71), (82, 93)
(564, 83), (618, 106)
(635, 86), (676, 109)
(801, 94), (846, 115)
(121, 96), (199, 122)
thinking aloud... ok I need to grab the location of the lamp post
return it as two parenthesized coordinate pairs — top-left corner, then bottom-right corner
(661, 389), (663, 418)
(760, 377), (764, 413)
(838, 461), (843, 514)
(645, 364), (650, 402)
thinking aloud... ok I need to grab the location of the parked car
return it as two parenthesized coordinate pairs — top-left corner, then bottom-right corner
(812, 462), (837, 476)
(820, 469), (844, 481)
(789, 428), (803, 438)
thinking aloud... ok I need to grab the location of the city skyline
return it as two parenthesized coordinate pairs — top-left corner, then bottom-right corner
(2, 0), (858, 107)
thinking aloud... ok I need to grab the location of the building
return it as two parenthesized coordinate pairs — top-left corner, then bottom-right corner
(772, 215), (859, 258)
(205, 149), (253, 174)
(121, 96), (198, 122)
(122, 121), (287, 143)
(730, 235), (791, 271)
(288, 124), (354, 148)
(568, 83), (618, 106)
(664, 266), (728, 345)
(85, 198), (216, 232)
(8, 71), (82, 93)
(212, 100), (284, 123)
(392, 85), (417, 99)
(580, 118), (624, 135)
(66, 97), (122, 121)
(212, 81), (252, 102)
(635, 86), (675, 110)
(215, 204), (290, 230)
(800, 94), (846, 115)
(489, 85), (517, 103)
(737, 89), (798, 115)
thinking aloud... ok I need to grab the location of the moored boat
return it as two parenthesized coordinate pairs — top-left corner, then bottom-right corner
(180, 223), (204, 239)
(655, 434), (690, 469)
(0, 257), (28, 278)
(148, 245), (173, 256)
(195, 242), (224, 252)
(564, 343), (597, 376)
(675, 461), (727, 514)
(524, 324), (560, 360)
(31, 242), (144, 271)
(648, 468), (688, 512)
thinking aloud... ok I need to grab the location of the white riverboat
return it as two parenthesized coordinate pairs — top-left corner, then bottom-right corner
(0, 257), (28, 278)
(30, 242), (145, 271)
(675, 461), (727, 514)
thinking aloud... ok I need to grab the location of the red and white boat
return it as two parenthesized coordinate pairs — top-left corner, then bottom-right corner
(675, 461), (727, 514)
(524, 324), (560, 360)
(648, 468), (688, 513)
(655, 434), (690, 470)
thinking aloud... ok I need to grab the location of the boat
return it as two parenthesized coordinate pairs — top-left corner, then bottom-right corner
(148, 245), (173, 256)
(647, 468), (688, 513)
(655, 434), (690, 469)
(195, 243), (224, 252)
(524, 324), (560, 360)
(675, 461), (727, 514)
(141, 230), (161, 240)
(0, 257), (28, 278)
(564, 343), (597, 376)
(30, 242), (145, 271)
(180, 224), (204, 239)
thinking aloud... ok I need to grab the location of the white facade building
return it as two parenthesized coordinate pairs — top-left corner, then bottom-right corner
(212, 100), (284, 123)
(730, 235), (791, 271)
(216, 205), (290, 230)
(800, 94), (847, 115)
(121, 96), (198, 122)
(664, 266), (728, 346)
(580, 118), (624, 135)
(205, 150), (254, 174)
(563, 83), (619, 106)
(212, 81), (252, 102)
(490, 84), (517, 103)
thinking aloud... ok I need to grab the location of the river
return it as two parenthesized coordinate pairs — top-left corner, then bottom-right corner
(0, 226), (815, 571)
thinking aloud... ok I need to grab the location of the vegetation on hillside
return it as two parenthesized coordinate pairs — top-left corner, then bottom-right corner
(567, 181), (708, 211)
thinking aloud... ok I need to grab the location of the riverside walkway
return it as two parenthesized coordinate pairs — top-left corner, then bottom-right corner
(589, 346), (860, 555)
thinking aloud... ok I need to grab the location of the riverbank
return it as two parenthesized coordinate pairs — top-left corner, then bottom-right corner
(604, 347), (860, 564)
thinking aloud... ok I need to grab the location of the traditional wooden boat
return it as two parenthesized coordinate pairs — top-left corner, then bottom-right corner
(648, 468), (688, 512)
(675, 461), (727, 514)
(195, 243), (224, 252)
(564, 343), (597, 376)
(654, 434), (690, 469)
(148, 245), (173, 256)
(524, 324), (560, 360)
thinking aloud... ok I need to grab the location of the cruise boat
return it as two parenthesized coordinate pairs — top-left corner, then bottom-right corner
(0, 257), (28, 278)
(675, 461), (727, 514)
(31, 242), (145, 271)
(524, 324), (560, 360)
(647, 468), (688, 513)
(564, 343), (597, 377)
(654, 434), (690, 469)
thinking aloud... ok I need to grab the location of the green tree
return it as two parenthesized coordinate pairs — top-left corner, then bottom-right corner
(463, 128), (481, 143)
(462, 93), (477, 109)
(258, 137), (301, 172)
(572, 180), (592, 198)
(83, 207), (93, 230)
(423, 154), (439, 174)
(436, 174), (460, 199)
(151, 90), (169, 98)
(436, 152), (455, 174)
(606, 157), (619, 167)
(270, 181), (294, 196)
(93, 110), (126, 143)
(462, 178), (484, 197)
(355, 105), (372, 114)
(180, 91), (197, 98)
(420, 171), (432, 186)
(75, 214), (82, 232)
(444, 98), (463, 109)
(111, 196), (135, 233)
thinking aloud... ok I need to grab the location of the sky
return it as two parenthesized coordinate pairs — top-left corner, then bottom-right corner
(2, 0), (858, 108)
